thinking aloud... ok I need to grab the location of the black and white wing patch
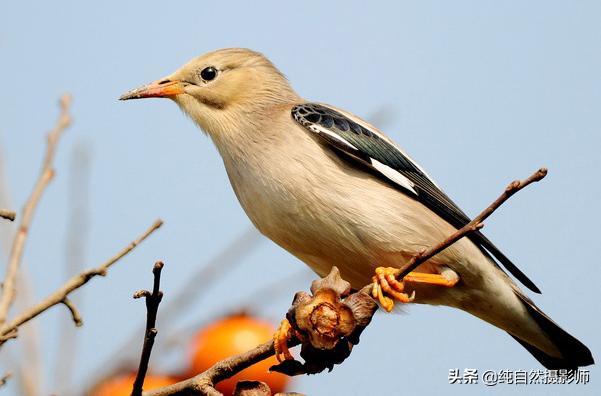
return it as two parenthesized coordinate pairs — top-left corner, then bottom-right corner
(292, 102), (541, 294)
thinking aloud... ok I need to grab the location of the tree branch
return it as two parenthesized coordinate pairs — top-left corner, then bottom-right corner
(0, 219), (163, 345)
(395, 167), (548, 279)
(131, 261), (165, 396)
(0, 210), (15, 222)
(0, 94), (72, 326)
(144, 339), (297, 396)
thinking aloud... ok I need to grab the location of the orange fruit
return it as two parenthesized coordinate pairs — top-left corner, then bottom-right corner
(189, 314), (289, 395)
(90, 373), (176, 396)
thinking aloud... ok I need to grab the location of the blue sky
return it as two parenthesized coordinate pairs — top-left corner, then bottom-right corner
(0, 1), (599, 395)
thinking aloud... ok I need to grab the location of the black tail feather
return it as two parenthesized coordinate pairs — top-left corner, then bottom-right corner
(512, 293), (593, 369)
(509, 334), (592, 370)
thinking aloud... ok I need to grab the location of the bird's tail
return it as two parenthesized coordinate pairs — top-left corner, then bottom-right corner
(511, 291), (594, 370)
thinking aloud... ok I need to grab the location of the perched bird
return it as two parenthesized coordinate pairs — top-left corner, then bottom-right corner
(120, 48), (593, 370)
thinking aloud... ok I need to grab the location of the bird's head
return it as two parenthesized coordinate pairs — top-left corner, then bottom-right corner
(120, 48), (299, 134)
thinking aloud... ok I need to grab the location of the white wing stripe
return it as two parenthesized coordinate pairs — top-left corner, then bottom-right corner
(320, 104), (443, 190)
(371, 159), (418, 195)
(309, 121), (418, 196)
(308, 124), (358, 150)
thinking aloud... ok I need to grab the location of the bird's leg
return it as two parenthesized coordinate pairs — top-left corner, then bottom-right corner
(274, 319), (295, 362)
(371, 267), (458, 312)
(403, 271), (459, 287)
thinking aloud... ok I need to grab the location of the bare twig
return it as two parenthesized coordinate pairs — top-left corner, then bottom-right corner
(232, 381), (271, 396)
(0, 210), (15, 222)
(395, 168), (548, 280)
(0, 94), (72, 326)
(0, 119), (41, 396)
(61, 298), (83, 327)
(0, 219), (163, 345)
(144, 339), (298, 396)
(131, 261), (165, 396)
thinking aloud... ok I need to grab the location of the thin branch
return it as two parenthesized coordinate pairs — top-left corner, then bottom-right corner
(396, 167), (548, 279)
(61, 298), (83, 327)
(144, 339), (298, 396)
(0, 146), (42, 396)
(131, 261), (165, 396)
(0, 94), (72, 326)
(0, 210), (15, 222)
(0, 219), (163, 345)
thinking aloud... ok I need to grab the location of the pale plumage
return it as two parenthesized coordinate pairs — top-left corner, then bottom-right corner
(120, 48), (593, 370)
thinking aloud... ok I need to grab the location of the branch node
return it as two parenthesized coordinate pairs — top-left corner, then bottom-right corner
(134, 290), (151, 299)
(153, 261), (164, 272)
(233, 380), (271, 396)
(0, 210), (16, 222)
(0, 329), (18, 342)
(507, 180), (521, 191)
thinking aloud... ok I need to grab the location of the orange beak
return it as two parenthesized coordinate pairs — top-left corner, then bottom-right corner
(119, 79), (185, 100)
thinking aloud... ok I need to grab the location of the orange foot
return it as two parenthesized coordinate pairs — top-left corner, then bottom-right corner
(274, 319), (294, 362)
(371, 267), (459, 312)
(371, 267), (415, 312)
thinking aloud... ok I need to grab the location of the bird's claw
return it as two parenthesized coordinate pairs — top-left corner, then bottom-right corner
(274, 319), (295, 362)
(371, 267), (416, 312)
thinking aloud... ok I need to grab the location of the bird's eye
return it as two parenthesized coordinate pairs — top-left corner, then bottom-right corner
(200, 67), (218, 81)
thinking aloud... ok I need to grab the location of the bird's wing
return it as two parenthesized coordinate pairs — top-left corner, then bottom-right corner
(291, 102), (540, 293)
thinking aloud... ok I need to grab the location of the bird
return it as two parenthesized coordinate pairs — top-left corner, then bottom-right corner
(120, 48), (593, 370)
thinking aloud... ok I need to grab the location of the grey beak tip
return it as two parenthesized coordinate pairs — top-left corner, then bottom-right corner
(119, 92), (135, 101)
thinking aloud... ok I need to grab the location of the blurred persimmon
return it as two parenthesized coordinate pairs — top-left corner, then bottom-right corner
(189, 314), (289, 395)
(90, 373), (176, 396)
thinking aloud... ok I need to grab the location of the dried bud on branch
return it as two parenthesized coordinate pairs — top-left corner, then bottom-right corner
(271, 267), (377, 375)
(233, 380), (271, 396)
